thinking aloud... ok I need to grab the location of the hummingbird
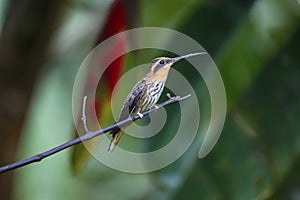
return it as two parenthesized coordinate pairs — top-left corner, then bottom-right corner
(108, 52), (207, 152)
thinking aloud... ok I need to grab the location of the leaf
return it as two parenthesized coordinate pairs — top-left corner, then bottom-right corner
(146, 0), (300, 199)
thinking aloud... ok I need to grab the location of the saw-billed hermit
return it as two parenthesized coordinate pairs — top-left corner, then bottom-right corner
(108, 52), (207, 152)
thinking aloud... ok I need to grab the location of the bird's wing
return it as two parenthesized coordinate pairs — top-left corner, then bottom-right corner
(108, 80), (147, 152)
(119, 79), (147, 121)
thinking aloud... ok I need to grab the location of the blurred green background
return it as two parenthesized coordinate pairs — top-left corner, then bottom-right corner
(0, 0), (300, 199)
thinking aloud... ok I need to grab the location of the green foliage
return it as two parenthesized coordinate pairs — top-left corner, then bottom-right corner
(12, 0), (300, 200)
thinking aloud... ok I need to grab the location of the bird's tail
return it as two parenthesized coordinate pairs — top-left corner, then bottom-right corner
(108, 127), (125, 152)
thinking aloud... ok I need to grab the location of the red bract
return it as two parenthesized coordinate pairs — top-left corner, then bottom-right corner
(71, 0), (128, 173)
(94, 0), (127, 97)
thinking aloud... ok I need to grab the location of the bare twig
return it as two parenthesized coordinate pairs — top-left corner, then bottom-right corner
(81, 96), (89, 133)
(0, 94), (191, 174)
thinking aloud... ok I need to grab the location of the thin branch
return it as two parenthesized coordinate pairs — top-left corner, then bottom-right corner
(0, 94), (191, 174)
(81, 96), (89, 133)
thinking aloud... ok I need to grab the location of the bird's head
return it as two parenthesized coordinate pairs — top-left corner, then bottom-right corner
(146, 52), (207, 82)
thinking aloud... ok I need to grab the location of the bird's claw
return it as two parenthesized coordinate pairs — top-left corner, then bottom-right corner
(152, 105), (160, 110)
(137, 112), (144, 118)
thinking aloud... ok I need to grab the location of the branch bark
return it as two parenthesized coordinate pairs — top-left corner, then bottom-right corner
(0, 94), (191, 174)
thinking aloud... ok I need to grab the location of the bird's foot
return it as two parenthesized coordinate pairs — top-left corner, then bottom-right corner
(151, 105), (160, 110)
(137, 112), (144, 118)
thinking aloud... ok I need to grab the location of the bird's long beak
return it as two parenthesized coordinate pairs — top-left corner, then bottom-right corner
(171, 52), (207, 63)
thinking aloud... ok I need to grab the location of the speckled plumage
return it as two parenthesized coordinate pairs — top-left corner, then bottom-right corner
(108, 52), (207, 152)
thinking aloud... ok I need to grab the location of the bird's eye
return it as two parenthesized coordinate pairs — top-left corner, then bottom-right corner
(159, 60), (165, 65)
